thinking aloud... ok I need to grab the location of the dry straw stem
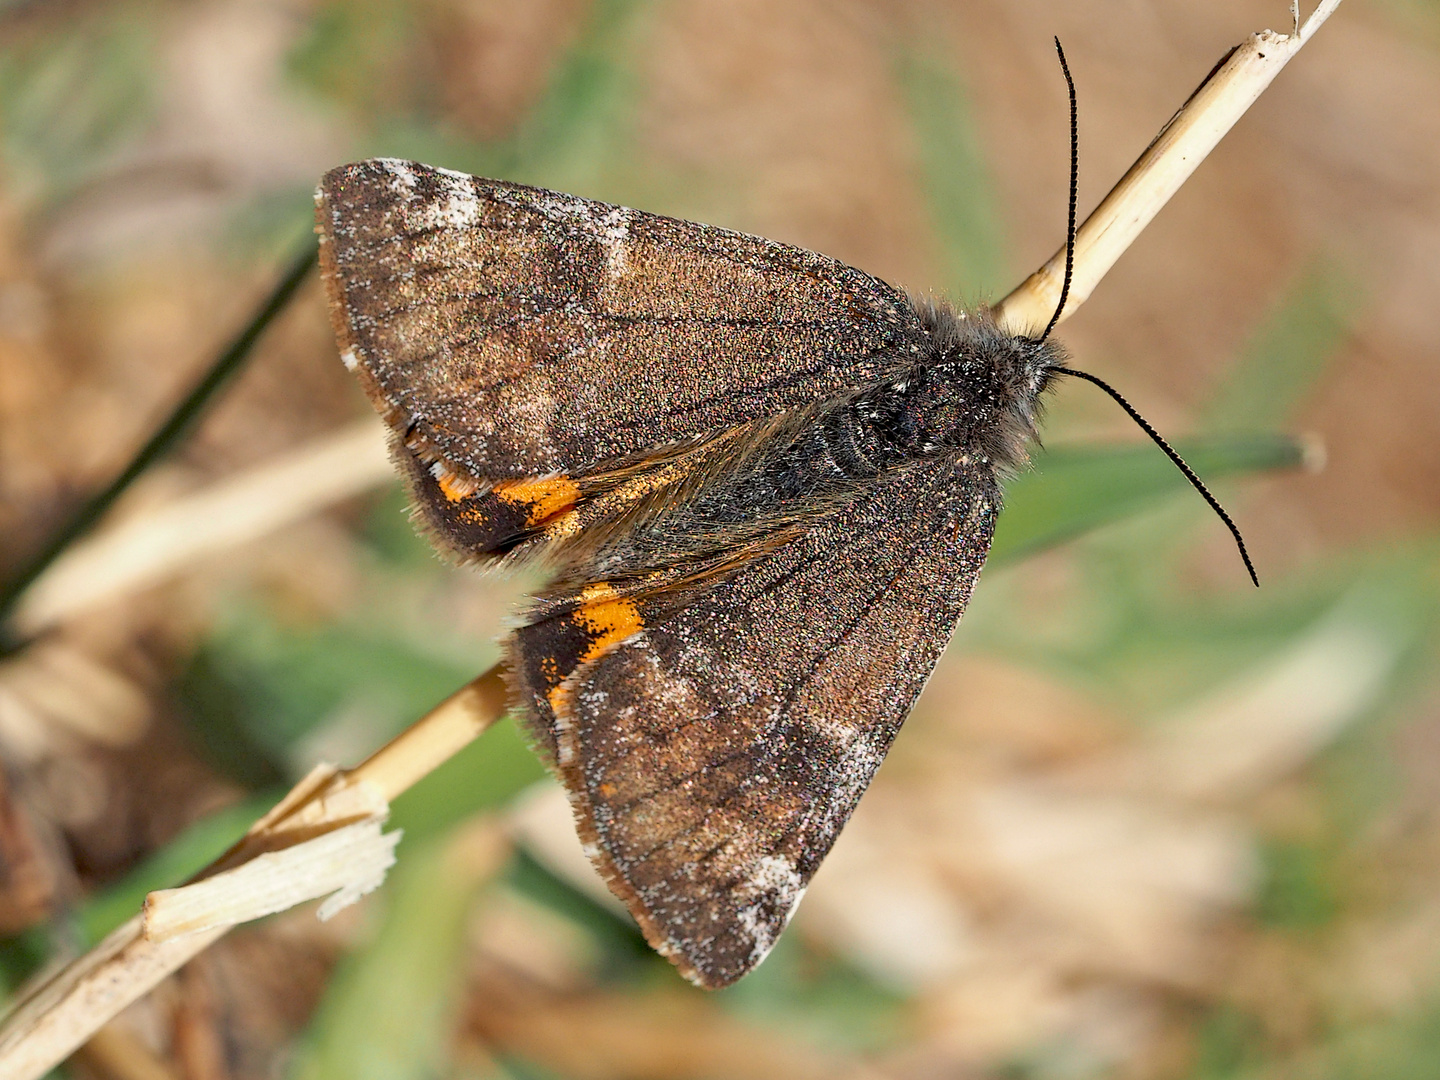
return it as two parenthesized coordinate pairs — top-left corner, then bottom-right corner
(143, 817), (402, 937)
(7, 418), (393, 639)
(0, 6), (1341, 1076)
(0, 670), (507, 1080)
(993, 0), (1343, 334)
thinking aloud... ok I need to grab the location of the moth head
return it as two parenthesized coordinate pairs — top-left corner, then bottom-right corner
(975, 326), (1068, 471)
(909, 297), (1067, 471)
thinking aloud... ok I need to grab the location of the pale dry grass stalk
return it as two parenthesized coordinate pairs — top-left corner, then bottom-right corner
(7, 418), (393, 639)
(0, 6), (1341, 1076)
(993, 0), (1342, 333)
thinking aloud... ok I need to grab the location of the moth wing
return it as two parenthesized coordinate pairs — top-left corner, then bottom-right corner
(509, 456), (998, 987)
(316, 159), (924, 481)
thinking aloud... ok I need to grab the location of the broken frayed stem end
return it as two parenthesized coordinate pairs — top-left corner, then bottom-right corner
(0, 668), (507, 1080)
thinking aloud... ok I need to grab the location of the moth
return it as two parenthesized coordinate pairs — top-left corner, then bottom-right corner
(315, 128), (1252, 987)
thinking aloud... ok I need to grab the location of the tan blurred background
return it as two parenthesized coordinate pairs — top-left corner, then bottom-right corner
(1, 1), (1439, 1078)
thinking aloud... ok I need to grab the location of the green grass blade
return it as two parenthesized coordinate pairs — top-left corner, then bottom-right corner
(510, 0), (653, 191)
(893, 42), (1006, 301)
(1204, 261), (1352, 431)
(0, 15), (158, 196)
(286, 832), (501, 1080)
(991, 435), (1305, 565)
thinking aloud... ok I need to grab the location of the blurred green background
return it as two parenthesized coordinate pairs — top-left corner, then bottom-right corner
(1, 1), (1439, 1078)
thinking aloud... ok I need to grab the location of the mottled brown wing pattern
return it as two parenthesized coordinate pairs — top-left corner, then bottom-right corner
(315, 159), (924, 483)
(508, 455), (999, 987)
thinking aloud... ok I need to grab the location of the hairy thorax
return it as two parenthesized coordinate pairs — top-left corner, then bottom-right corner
(881, 301), (1066, 473)
(584, 304), (1066, 583)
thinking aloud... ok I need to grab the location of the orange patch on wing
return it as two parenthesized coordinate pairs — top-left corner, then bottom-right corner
(546, 684), (567, 716)
(436, 470), (474, 503)
(493, 476), (582, 525)
(545, 583), (644, 714)
(539, 509), (582, 541)
(572, 583), (644, 663)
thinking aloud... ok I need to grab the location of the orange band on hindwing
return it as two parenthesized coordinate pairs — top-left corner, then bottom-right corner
(436, 471), (476, 502)
(492, 476), (583, 525)
(405, 454), (583, 558)
(507, 583), (646, 719)
(570, 583), (645, 664)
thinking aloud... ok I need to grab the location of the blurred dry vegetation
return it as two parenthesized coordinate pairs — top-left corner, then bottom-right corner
(0, 0), (1439, 1077)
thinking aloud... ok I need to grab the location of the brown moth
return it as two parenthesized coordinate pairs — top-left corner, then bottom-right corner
(314, 152), (1250, 987)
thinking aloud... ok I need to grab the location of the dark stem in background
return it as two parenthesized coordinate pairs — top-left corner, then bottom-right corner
(0, 241), (319, 645)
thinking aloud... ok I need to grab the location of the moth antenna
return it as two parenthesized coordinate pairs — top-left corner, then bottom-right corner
(1039, 36), (1079, 344)
(1032, 44), (1252, 584)
(1051, 366), (1260, 587)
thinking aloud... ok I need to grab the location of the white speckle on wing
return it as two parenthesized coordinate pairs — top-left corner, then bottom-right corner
(340, 347), (359, 372)
(737, 854), (806, 964)
(554, 701), (577, 766)
(802, 710), (862, 753)
(529, 194), (633, 279)
(532, 190), (595, 223)
(420, 169), (481, 229)
(597, 206), (632, 279)
(375, 159), (483, 229)
(376, 157), (418, 191)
